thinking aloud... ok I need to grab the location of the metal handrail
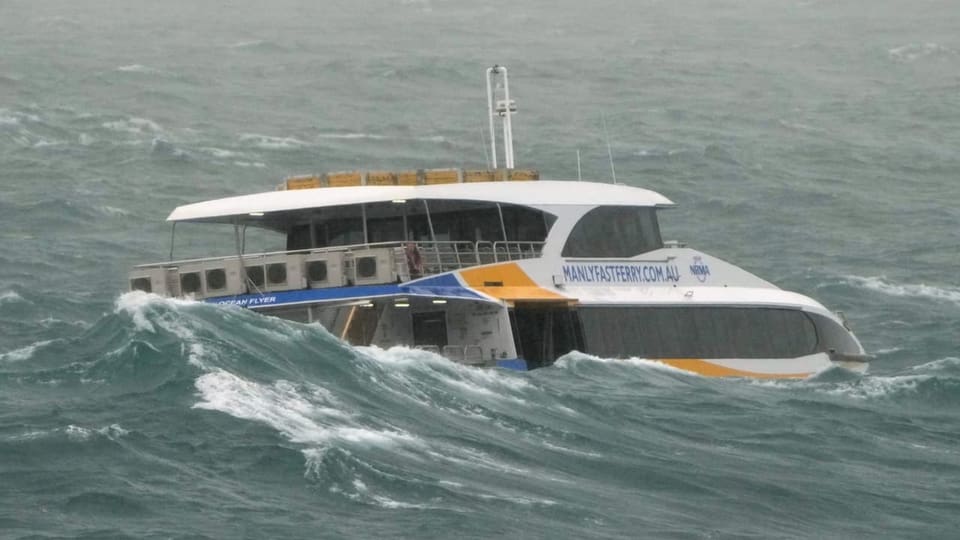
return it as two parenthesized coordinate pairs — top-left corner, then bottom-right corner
(135, 239), (546, 278)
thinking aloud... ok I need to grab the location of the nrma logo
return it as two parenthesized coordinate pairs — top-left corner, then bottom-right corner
(689, 256), (711, 283)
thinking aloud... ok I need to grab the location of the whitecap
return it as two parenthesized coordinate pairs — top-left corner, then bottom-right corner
(0, 290), (25, 304)
(228, 40), (267, 48)
(97, 205), (131, 217)
(115, 64), (154, 73)
(64, 424), (127, 442)
(65, 425), (93, 441)
(239, 133), (308, 149)
(113, 290), (197, 334)
(315, 132), (388, 140)
(912, 357), (960, 373)
(193, 370), (418, 451)
(841, 275), (960, 305)
(816, 374), (925, 400)
(102, 117), (162, 134)
(553, 352), (694, 375)
(199, 146), (246, 159)
(32, 138), (63, 148)
(233, 160), (267, 168)
(888, 42), (952, 62)
(0, 339), (55, 362)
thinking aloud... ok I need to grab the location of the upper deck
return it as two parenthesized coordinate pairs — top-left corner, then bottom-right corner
(167, 179), (674, 225)
(132, 176), (679, 301)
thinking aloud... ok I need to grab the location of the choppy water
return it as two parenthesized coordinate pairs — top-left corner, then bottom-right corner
(2, 0), (959, 538)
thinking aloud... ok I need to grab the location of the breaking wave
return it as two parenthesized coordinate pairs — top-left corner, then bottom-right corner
(888, 42), (953, 62)
(840, 275), (960, 305)
(3, 292), (958, 536)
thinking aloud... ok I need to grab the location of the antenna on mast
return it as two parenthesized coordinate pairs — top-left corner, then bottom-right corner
(602, 112), (617, 184)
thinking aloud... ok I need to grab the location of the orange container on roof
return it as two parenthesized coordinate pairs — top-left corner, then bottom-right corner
(367, 171), (397, 186)
(327, 171), (363, 187)
(396, 170), (420, 185)
(423, 168), (461, 184)
(284, 175), (322, 190)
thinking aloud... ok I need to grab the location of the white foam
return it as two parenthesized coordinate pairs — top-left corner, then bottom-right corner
(314, 132), (446, 144)
(316, 132), (388, 140)
(817, 375), (926, 400)
(912, 357), (960, 373)
(842, 275), (960, 305)
(186, 342), (207, 369)
(198, 146), (245, 159)
(777, 119), (825, 133)
(229, 40), (266, 48)
(888, 42), (951, 62)
(553, 352), (694, 375)
(427, 446), (530, 475)
(0, 110), (40, 126)
(474, 491), (557, 506)
(97, 205), (131, 217)
(115, 64), (155, 73)
(32, 138), (63, 148)
(114, 290), (197, 335)
(38, 317), (91, 329)
(541, 440), (602, 458)
(64, 424), (127, 442)
(0, 290), (24, 304)
(193, 370), (417, 450)
(102, 117), (161, 134)
(0, 339), (54, 363)
(65, 425), (93, 441)
(115, 291), (160, 332)
(239, 133), (308, 149)
(233, 160), (267, 168)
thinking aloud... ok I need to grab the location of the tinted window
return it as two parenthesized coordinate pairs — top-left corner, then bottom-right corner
(562, 206), (663, 258)
(295, 201), (556, 248)
(578, 307), (819, 359)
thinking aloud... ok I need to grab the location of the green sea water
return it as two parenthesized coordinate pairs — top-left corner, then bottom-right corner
(2, 0), (959, 538)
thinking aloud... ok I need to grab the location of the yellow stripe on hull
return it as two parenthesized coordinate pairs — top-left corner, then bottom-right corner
(656, 359), (813, 379)
(459, 263), (569, 303)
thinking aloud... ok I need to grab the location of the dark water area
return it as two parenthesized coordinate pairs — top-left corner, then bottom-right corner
(2, 0), (959, 537)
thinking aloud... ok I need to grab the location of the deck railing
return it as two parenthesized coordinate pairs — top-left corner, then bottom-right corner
(135, 240), (545, 274)
(130, 239), (545, 298)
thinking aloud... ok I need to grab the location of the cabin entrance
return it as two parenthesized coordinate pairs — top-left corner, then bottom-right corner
(509, 302), (583, 369)
(413, 311), (448, 348)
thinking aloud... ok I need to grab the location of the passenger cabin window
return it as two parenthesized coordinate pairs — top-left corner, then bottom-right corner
(578, 307), (820, 359)
(287, 200), (556, 248)
(562, 206), (663, 258)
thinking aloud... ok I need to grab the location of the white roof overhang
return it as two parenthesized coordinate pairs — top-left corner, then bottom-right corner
(166, 180), (675, 224)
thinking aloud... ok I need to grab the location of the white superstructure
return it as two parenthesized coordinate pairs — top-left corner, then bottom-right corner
(129, 65), (868, 378)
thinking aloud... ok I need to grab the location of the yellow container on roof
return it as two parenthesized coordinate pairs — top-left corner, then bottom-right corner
(396, 170), (420, 185)
(509, 168), (539, 181)
(327, 171), (363, 187)
(423, 168), (461, 184)
(463, 169), (495, 183)
(285, 175), (322, 190)
(367, 171), (397, 186)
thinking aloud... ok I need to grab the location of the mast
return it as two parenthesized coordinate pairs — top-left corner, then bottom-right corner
(485, 65), (517, 169)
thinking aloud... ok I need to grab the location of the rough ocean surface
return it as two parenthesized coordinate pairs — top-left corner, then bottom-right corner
(1, 0), (959, 538)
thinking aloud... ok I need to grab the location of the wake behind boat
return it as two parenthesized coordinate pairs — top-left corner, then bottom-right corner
(128, 65), (868, 378)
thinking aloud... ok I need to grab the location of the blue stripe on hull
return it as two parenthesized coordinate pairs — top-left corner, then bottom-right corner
(204, 280), (490, 309)
(496, 358), (528, 371)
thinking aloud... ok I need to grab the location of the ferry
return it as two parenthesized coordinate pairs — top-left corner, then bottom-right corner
(128, 65), (868, 378)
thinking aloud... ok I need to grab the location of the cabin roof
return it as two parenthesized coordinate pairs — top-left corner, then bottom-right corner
(167, 180), (675, 223)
